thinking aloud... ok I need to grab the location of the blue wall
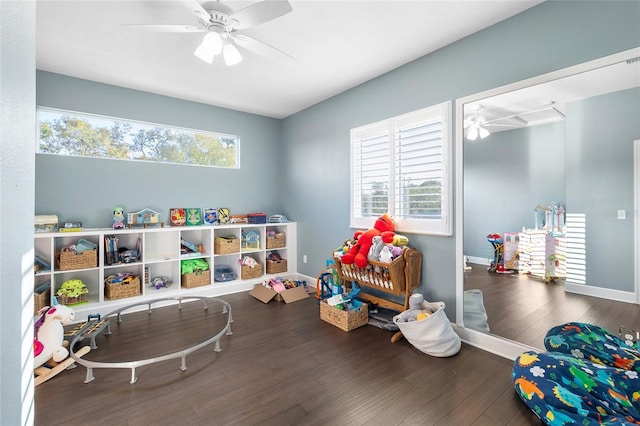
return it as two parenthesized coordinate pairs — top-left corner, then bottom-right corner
(34, 1), (640, 319)
(464, 122), (567, 259)
(566, 88), (640, 291)
(281, 1), (640, 315)
(36, 71), (284, 229)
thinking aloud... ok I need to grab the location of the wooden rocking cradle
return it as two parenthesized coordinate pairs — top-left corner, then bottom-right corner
(333, 247), (423, 342)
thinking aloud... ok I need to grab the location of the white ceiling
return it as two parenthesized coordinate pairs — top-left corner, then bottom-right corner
(36, 0), (543, 119)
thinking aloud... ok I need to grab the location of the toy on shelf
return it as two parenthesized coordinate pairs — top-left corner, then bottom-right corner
(180, 238), (202, 257)
(150, 276), (171, 289)
(203, 208), (218, 225)
(186, 208), (203, 226)
(60, 221), (83, 232)
(35, 215), (59, 233)
(127, 208), (164, 228)
(217, 208), (230, 224)
(105, 235), (140, 265)
(34, 255), (51, 273)
(241, 229), (260, 250)
(113, 207), (126, 229)
(268, 214), (288, 223)
(169, 208), (186, 226)
(56, 279), (89, 306)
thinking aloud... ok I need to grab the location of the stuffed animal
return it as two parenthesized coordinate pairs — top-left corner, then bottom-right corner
(392, 234), (409, 246)
(388, 244), (404, 257)
(379, 246), (394, 263)
(367, 236), (384, 262)
(341, 213), (395, 268)
(33, 304), (75, 368)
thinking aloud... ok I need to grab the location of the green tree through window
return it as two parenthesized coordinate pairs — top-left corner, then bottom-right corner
(37, 108), (239, 168)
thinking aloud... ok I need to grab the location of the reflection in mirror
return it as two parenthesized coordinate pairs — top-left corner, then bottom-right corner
(458, 48), (640, 350)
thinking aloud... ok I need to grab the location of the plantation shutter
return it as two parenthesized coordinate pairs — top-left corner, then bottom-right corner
(352, 122), (391, 219)
(350, 101), (451, 235)
(394, 114), (444, 219)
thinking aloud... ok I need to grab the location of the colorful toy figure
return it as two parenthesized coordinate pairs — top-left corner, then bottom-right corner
(113, 207), (126, 229)
(204, 208), (218, 225)
(170, 208), (186, 226)
(218, 208), (230, 224)
(186, 208), (203, 226)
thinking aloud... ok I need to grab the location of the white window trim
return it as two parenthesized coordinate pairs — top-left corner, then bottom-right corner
(350, 101), (452, 236)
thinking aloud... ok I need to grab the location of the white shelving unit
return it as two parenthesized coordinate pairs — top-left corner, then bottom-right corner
(34, 222), (296, 319)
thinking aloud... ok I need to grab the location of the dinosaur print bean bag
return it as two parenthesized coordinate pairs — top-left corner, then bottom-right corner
(513, 322), (640, 425)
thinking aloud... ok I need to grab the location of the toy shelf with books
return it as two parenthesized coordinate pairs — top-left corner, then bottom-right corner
(34, 222), (297, 320)
(180, 228), (212, 259)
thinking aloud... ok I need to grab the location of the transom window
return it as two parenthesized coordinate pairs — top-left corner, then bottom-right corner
(37, 107), (239, 168)
(350, 102), (452, 235)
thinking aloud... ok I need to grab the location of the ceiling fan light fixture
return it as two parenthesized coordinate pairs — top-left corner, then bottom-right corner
(223, 42), (242, 66)
(466, 126), (479, 141)
(194, 32), (223, 63)
(478, 126), (490, 139)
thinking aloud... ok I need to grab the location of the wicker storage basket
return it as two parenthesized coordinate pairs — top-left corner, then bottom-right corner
(57, 293), (88, 306)
(266, 259), (287, 274)
(105, 276), (141, 300)
(214, 237), (240, 254)
(34, 288), (50, 314)
(57, 249), (97, 271)
(182, 269), (211, 288)
(320, 300), (368, 332)
(241, 264), (263, 280)
(266, 233), (286, 249)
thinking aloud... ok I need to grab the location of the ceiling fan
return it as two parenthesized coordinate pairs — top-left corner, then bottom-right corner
(464, 102), (567, 140)
(464, 105), (525, 141)
(121, 0), (294, 66)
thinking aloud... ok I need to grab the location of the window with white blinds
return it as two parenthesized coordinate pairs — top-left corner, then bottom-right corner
(350, 102), (452, 235)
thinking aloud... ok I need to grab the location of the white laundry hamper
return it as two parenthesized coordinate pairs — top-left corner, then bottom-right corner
(393, 295), (461, 357)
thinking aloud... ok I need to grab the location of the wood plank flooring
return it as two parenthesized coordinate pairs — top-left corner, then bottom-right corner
(35, 291), (540, 426)
(464, 264), (640, 349)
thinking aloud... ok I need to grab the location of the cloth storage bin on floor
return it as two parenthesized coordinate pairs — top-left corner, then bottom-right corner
(393, 294), (460, 357)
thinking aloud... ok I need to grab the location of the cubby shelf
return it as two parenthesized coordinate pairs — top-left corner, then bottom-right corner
(34, 222), (296, 319)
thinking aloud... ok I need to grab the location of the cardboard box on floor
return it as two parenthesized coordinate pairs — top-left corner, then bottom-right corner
(249, 284), (309, 303)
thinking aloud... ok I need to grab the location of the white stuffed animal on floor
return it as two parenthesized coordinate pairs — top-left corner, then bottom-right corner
(33, 304), (75, 368)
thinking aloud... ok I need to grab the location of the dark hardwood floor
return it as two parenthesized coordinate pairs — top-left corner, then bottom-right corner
(35, 291), (540, 426)
(464, 264), (640, 349)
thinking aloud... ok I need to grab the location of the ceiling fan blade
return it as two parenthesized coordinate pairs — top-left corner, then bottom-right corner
(120, 24), (205, 33)
(182, 0), (212, 23)
(230, 0), (292, 30)
(231, 34), (295, 63)
(482, 123), (520, 127)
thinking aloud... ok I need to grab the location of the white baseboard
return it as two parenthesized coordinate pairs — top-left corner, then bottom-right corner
(565, 282), (636, 304)
(453, 324), (539, 360)
(465, 255), (489, 266)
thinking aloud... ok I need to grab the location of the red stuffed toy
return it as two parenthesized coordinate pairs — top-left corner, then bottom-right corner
(341, 213), (395, 268)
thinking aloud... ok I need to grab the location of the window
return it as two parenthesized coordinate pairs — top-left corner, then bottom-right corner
(37, 107), (239, 168)
(350, 102), (452, 235)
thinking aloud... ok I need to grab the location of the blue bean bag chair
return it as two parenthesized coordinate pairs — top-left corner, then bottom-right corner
(513, 323), (640, 425)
